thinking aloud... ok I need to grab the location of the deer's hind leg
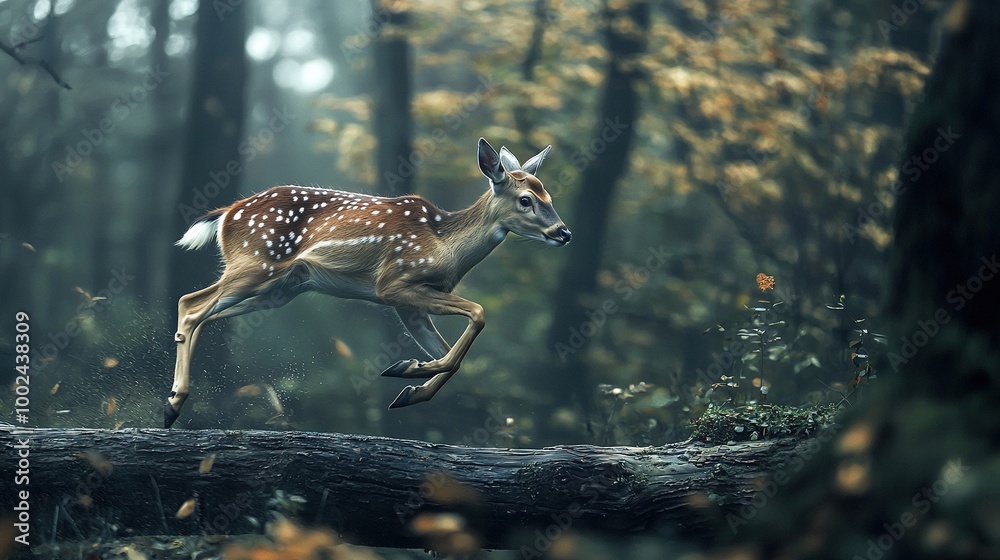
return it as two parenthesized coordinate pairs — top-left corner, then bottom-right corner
(166, 268), (281, 428)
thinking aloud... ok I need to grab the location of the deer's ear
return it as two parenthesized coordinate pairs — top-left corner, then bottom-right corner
(521, 145), (552, 176)
(499, 146), (521, 173)
(478, 138), (507, 189)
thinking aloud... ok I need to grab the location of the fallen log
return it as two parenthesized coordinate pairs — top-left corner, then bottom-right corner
(0, 424), (808, 549)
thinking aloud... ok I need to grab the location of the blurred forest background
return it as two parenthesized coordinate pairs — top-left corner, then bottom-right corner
(0, 0), (943, 447)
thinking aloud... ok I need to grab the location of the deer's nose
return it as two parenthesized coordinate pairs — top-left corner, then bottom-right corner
(556, 226), (572, 243)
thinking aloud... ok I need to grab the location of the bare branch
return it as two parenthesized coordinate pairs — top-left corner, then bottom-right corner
(0, 36), (72, 90)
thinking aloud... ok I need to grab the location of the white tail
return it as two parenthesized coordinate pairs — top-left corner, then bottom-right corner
(175, 216), (222, 250)
(164, 138), (571, 427)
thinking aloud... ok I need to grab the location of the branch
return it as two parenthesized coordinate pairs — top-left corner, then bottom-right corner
(0, 36), (71, 90)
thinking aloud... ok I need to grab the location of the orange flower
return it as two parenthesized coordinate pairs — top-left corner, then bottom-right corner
(756, 273), (775, 292)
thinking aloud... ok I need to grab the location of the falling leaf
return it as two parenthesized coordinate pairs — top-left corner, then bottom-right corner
(104, 396), (117, 416)
(837, 421), (875, 454)
(76, 494), (93, 508)
(103, 357), (119, 368)
(836, 459), (871, 495)
(77, 451), (113, 476)
(113, 420), (126, 430)
(410, 512), (465, 536)
(236, 384), (261, 397)
(74, 287), (107, 307)
(175, 498), (196, 519)
(264, 384), (283, 414)
(332, 338), (354, 360)
(199, 454), (216, 474)
(50, 381), (61, 395)
(21, 242), (36, 252)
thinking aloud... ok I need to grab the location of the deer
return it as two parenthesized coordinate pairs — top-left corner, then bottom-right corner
(165, 138), (571, 427)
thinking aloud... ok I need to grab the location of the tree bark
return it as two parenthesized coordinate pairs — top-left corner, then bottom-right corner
(169, 0), (248, 302)
(544, 0), (650, 429)
(1, 424), (809, 549)
(371, 2), (413, 198)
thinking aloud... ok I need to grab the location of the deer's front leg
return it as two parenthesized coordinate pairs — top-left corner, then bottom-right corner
(375, 284), (484, 407)
(382, 308), (451, 368)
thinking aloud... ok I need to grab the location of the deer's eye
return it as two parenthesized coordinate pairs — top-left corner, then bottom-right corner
(518, 196), (532, 208)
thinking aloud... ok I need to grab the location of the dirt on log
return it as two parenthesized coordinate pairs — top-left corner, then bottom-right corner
(0, 424), (811, 549)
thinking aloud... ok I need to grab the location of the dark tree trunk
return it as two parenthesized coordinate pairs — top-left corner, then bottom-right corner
(544, 1), (650, 431)
(512, 0), (549, 149)
(737, 3), (1000, 558)
(0, 424), (811, 549)
(371, 2), (413, 198)
(167, 0), (247, 397)
(169, 0), (248, 300)
(368, 1), (416, 435)
(135, 0), (178, 303)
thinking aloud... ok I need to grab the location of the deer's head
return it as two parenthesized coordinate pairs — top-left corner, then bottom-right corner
(478, 138), (572, 247)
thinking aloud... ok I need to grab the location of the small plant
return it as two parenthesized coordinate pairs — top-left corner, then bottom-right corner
(704, 273), (790, 405)
(594, 381), (695, 445)
(825, 295), (886, 406)
(596, 381), (652, 445)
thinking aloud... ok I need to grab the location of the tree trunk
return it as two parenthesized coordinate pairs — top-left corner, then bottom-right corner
(167, 0), (248, 403)
(738, 3), (1000, 558)
(135, 0), (178, 303)
(544, 1), (650, 430)
(169, 0), (248, 302)
(368, 1), (417, 435)
(371, 2), (413, 198)
(0, 424), (810, 549)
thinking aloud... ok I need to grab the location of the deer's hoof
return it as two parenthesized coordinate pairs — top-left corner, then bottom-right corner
(388, 386), (419, 409)
(164, 403), (180, 428)
(381, 359), (418, 378)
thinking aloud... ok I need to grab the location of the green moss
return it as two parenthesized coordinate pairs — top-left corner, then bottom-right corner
(690, 403), (841, 443)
